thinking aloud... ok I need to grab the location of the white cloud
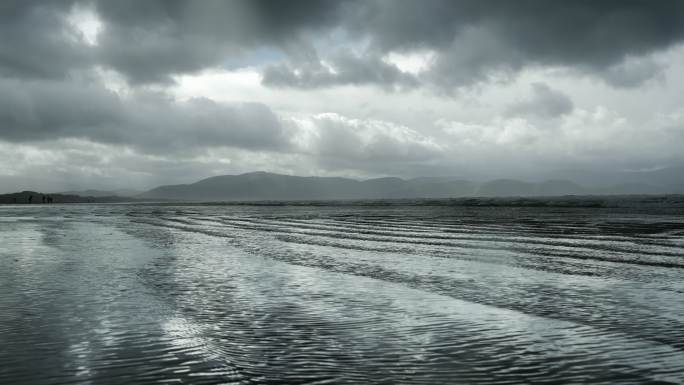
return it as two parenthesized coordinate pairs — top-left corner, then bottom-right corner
(382, 50), (436, 74)
(67, 4), (103, 46)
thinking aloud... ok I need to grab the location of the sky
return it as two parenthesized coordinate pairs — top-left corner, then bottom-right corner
(2, 0), (684, 192)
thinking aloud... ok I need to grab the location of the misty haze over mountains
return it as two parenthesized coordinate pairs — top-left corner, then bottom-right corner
(58, 189), (143, 198)
(135, 169), (684, 202)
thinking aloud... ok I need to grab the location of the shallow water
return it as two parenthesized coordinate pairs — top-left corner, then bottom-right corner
(1, 203), (684, 384)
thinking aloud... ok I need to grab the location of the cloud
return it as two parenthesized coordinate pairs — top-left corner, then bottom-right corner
(3, 1), (684, 90)
(262, 51), (419, 90)
(599, 56), (666, 88)
(346, 1), (684, 90)
(290, 113), (446, 175)
(438, 105), (684, 174)
(347, 0), (684, 88)
(0, 112), (448, 192)
(0, 78), (292, 153)
(91, 0), (350, 84)
(0, 1), (92, 79)
(0, 74), (447, 180)
(506, 83), (574, 119)
(299, 113), (443, 161)
(1, 1), (684, 191)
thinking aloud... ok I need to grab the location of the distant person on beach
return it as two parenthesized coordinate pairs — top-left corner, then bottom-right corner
(42, 195), (46, 204)
(28, 195), (32, 204)
(47, 196), (53, 204)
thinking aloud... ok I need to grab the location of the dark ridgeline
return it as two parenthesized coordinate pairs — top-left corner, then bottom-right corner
(0, 191), (131, 204)
(137, 170), (684, 202)
(4, 167), (684, 205)
(139, 172), (478, 202)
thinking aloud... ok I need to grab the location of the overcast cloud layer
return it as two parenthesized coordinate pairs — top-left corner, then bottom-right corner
(1, 0), (684, 192)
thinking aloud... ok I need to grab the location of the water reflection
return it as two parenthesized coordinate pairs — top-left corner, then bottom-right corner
(1, 203), (684, 384)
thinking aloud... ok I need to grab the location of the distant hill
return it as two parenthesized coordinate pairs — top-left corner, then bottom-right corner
(138, 172), (480, 201)
(5, 168), (684, 204)
(0, 191), (135, 204)
(137, 172), (630, 202)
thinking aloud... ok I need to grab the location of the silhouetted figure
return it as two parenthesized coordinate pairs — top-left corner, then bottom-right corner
(28, 195), (33, 204)
(47, 196), (53, 204)
(42, 195), (46, 204)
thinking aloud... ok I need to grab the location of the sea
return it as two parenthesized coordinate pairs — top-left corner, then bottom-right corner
(1, 201), (684, 384)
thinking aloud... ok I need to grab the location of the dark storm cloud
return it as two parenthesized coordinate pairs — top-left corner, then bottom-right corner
(352, 1), (684, 58)
(0, 0), (351, 84)
(94, 0), (343, 35)
(3, 1), (684, 88)
(266, 0), (684, 89)
(92, 0), (351, 83)
(350, 0), (684, 82)
(0, 0), (90, 79)
(0, 78), (292, 153)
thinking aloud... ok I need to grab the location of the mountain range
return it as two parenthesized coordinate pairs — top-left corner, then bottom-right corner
(4, 168), (683, 203)
(136, 170), (684, 202)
